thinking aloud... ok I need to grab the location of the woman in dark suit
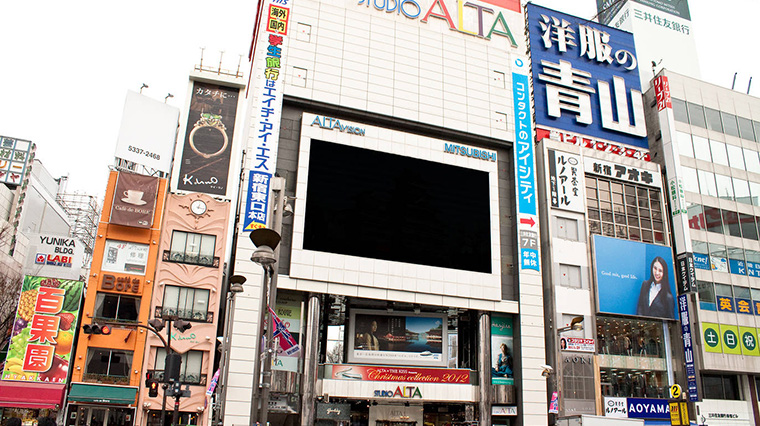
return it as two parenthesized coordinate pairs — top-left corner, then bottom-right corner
(636, 256), (675, 319)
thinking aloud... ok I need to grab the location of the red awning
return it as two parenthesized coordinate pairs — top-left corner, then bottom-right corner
(0, 382), (65, 409)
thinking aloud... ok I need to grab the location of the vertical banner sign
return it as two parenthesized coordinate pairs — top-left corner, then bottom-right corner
(675, 252), (696, 294)
(678, 295), (699, 402)
(177, 82), (240, 197)
(513, 57), (539, 272)
(2, 276), (83, 383)
(654, 76), (673, 111)
(490, 314), (515, 385)
(548, 149), (584, 213)
(247, 0), (292, 230)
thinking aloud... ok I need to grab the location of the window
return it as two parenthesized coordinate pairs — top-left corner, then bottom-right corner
(728, 247), (745, 274)
(715, 174), (734, 200)
(714, 283), (733, 298)
(687, 102), (707, 128)
(721, 112), (740, 137)
(94, 293), (140, 322)
(692, 135), (711, 162)
(697, 170), (718, 197)
(169, 231), (216, 266)
(754, 120), (760, 143)
(86, 348), (133, 377)
(675, 131), (694, 158)
(705, 107), (723, 133)
(162, 286), (210, 322)
(556, 217), (579, 241)
(738, 116), (755, 141)
(739, 213), (758, 240)
(687, 203), (704, 231)
(726, 144), (745, 170)
(710, 244), (728, 272)
(750, 182), (760, 206)
(702, 374), (740, 400)
(697, 281), (716, 311)
(734, 178), (751, 205)
(721, 210), (741, 237)
(703, 206), (723, 234)
(682, 167), (699, 193)
(559, 264), (582, 288)
(744, 148), (760, 174)
(155, 349), (204, 384)
(672, 98), (689, 123)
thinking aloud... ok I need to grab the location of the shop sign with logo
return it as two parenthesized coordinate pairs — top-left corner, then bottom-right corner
(316, 403), (351, 421)
(311, 116), (366, 136)
(583, 157), (660, 187)
(26, 234), (85, 280)
(329, 364), (470, 384)
(492, 406), (517, 416)
(101, 240), (149, 276)
(110, 172), (160, 228)
(560, 337), (595, 352)
(536, 128), (650, 162)
(373, 386), (422, 399)
(100, 274), (141, 295)
(528, 3), (648, 149)
(548, 149), (584, 213)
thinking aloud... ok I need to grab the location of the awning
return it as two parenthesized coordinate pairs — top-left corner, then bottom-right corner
(0, 382), (65, 409)
(68, 383), (138, 405)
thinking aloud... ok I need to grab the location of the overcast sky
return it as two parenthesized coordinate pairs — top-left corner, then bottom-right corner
(0, 0), (754, 198)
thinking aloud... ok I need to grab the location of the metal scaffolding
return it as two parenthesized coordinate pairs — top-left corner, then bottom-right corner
(55, 192), (100, 267)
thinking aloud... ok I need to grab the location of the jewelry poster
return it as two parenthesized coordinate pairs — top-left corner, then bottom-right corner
(176, 81), (240, 196)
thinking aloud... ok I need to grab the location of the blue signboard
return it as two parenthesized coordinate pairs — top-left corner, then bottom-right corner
(736, 298), (753, 315)
(729, 258), (746, 275)
(527, 4), (648, 149)
(243, 170), (272, 231)
(716, 296), (735, 313)
(593, 235), (677, 320)
(626, 398), (670, 420)
(693, 253), (710, 270)
(678, 295), (699, 402)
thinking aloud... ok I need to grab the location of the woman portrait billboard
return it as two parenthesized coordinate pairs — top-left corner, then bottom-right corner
(593, 235), (677, 320)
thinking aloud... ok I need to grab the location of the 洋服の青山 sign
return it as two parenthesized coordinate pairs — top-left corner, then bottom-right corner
(359, 0), (520, 43)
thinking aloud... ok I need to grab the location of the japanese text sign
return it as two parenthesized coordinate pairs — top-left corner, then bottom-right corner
(547, 149), (584, 212)
(677, 295), (698, 401)
(583, 157), (660, 187)
(243, 171), (271, 231)
(2, 275), (83, 383)
(0, 136), (34, 186)
(527, 4), (648, 149)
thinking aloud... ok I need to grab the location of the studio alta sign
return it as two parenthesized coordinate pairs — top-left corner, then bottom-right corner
(374, 386), (423, 398)
(359, 0), (520, 43)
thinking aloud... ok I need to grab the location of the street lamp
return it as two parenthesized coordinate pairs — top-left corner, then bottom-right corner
(557, 316), (584, 334)
(215, 274), (246, 425)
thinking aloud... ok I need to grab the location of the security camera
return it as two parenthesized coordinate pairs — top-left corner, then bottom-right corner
(541, 365), (554, 377)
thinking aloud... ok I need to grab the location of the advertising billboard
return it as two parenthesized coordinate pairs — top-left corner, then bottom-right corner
(491, 313), (514, 385)
(348, 310), (446, 367)
(328, 364), (470, 384)
(101, 240), (149, 275)
(113, 91), (179, 174)
(2, 275), (83, 383)
(110, 172), (159, 228)
(527, 4), (647, 149)
(597, 0), (691, 25)
(176, 81), (240, 197)
(25, 234), (85, 280)
(0, 136), (34, 186)
(593, 235), (677, 320)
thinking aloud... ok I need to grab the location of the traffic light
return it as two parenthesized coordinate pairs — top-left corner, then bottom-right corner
(173, 319), (192, 332)
(145, 371), (154, 387)
(164, 353), (182, 383)
(82, 323), (111, 335)
(148, 380), (159, 397)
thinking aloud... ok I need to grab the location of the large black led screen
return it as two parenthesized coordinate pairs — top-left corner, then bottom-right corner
(303, 139), (492, 273)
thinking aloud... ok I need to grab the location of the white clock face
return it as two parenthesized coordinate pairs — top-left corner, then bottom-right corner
(191, 200), (207, 215)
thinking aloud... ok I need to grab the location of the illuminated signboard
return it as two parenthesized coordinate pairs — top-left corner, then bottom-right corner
(527, 4), (648, 150)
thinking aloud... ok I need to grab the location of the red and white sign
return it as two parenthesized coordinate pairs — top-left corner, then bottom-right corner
(560, 337), (595, 353)
(329, 365), (470, 384)
(536, 128), (651, 162)
(654, 76), (672, 111)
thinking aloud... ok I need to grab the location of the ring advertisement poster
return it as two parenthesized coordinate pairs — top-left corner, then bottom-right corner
(177, 81), (240, 196)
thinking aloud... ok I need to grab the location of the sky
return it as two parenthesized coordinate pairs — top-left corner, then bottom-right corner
(0, 0), (756, 199)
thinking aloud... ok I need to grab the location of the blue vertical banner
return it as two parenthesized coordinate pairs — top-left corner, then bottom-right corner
(678, 294), (699, 402)
(243, 170), (271, 231)
(512, 57), (540, 272)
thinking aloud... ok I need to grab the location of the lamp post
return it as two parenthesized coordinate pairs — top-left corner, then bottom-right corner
(215, 275), (246, 425)
(250, 176), (286, 426)
(146, 317), (193, 426)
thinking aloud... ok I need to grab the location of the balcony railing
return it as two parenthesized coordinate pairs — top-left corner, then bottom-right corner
(147, 369), (207, 386)
(154, 306), (213, 323)
(82, 372), (130, 385)
(163, 250), (219, 268)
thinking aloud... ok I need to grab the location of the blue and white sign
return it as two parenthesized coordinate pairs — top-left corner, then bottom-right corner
(678, 294), (699, 402)
(626, 398), (670, 420)
(512, 57), (539, 272)
(243, 170), (271, 231)
(527, 4), (648, 149)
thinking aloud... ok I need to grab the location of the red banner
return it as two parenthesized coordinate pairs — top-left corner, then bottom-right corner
(329, 365), (470, 384)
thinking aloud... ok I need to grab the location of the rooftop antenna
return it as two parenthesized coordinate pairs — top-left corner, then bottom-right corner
(140, 83), (148, 94)
(218, 51), (225, 75)
(199, 47), (206, 71)
(651, 59), (662, 77)
(236, 54), (243, 78)
(748, 77), (753, 95)
(732, 72), (738, 90)
(165, 93), (174, 103)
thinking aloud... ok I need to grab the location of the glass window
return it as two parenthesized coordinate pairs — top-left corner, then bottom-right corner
(681, 167), (699, 193)
(559, 263), (582, 288)
(169, 231), (216, 266)
(734, 286), (751, 299)
(705, 107), (723, 132)
(676, 131), (694, 158)
(597, 316), (666, 359)
(715, 174), (734, 200)
(726, 144), (746, 170)
(754, 120), (760, 142)
(738, 116), (756, 141)
(722, 210), (741, 237)
(739, 213), (758, 240)
(162, 286), (210, 322)
(733, 178), (751, 204)
(709, 140), (729, 166)
(687, 102), (707, 128)
(714, 283), (733, 297)
(728, 247), (745, 275)
(750, 182), (760, 206)
(155, 349), (204, 384)
(703, 206), (723, 234)
(693, 240), (708, 255)
(672, 98), (689, 123)
(752, 288), (760, 304)
(702, 375), (740, 400)
(721, 112), (740, 137)
(86, 348), (133, 377)
(692, 135), (711, 162)
(697, 170), (717, 197)
(710, 243), (728, 273)
(687, 203), (704, 231)
(697, 281), (716, 311)
(94, 293), (140, 322)
(744, 148), (760, 174)
(557, 217), (579, 241)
